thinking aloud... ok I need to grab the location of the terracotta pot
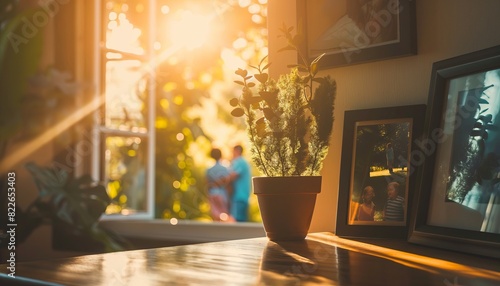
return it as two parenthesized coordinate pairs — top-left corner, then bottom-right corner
(253, 176), (321, 241)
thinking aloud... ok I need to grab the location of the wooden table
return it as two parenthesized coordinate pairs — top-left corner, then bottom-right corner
(1, 232), (499, 285)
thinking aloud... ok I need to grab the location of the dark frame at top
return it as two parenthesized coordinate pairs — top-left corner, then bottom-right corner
(296, 0), (417, 69)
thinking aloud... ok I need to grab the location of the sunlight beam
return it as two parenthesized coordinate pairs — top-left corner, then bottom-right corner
(168, 11), (212, 50)
(316, 235), (500, 280)
(0, 96), (104, 173)
(0, 3), (235, 174)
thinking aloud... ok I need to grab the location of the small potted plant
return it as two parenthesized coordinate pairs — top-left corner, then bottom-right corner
(229, 24), (336, 241)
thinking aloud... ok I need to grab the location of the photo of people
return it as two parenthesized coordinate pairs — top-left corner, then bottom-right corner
(348, 119), (411, 225)
(356, 186), (376, 221)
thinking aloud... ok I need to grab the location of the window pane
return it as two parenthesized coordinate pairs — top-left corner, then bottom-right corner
(104, 0), (149, 55)
(105, 60), (147, 130)
(105, 136), (147, 214)
(104, 0), (150, 130)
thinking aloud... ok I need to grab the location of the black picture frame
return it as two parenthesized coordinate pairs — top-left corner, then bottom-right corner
(408, 46), (500, 259)
(296, 0), (417, 69)
(336, 105), (426, 238)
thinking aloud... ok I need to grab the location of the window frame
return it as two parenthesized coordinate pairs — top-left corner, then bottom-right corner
(93, 0), (157, 220)
(88, 0), (265, 242)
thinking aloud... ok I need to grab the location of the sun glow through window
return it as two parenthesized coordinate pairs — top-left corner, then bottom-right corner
(100, 0), (268, 221)
(168, 10), (212, 50)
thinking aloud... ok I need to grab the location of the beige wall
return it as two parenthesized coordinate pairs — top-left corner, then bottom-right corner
(268, 0), (500, 233)
(10, 0), (81, 262)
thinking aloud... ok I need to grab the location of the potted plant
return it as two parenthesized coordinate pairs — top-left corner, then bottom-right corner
(229, 24), (336, 240)
(0, 162), (129, 252)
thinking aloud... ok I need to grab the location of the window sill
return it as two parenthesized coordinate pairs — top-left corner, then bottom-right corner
(99, 219), (266, 244)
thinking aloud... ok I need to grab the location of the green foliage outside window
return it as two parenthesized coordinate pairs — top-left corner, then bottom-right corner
(106, 0), (268, 222)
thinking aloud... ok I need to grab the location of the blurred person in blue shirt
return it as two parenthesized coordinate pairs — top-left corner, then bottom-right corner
(229, 145), (251, 222)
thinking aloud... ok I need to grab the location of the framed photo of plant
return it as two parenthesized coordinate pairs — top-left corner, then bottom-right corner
(408, 45), (500, 259)
(296, 0), (417, 69)
(336, 105), (426, 238)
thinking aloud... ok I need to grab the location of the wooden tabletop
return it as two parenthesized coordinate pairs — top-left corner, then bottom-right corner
(1, 232), (499, 285)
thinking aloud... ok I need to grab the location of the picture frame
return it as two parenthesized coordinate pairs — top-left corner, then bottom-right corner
(296, 0), (417, 69)
(336, 105), (426, 238)
(408, 45), (500, 259)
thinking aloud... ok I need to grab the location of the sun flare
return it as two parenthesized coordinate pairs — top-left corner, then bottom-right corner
(168, 10), (212, 50)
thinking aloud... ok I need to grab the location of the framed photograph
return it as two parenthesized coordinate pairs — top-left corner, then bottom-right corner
(336, 105), (426, 238)
(408, 45), (500, 259)
(296, 0), (417, 69)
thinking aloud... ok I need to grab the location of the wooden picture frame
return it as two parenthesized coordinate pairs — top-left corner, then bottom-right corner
(408, 45), (500, 259)
(337, 105), (426, 238)
(296, 0), (417, 69)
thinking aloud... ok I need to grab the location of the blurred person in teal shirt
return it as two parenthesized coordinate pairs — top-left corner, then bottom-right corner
(229, 145), (251, 222)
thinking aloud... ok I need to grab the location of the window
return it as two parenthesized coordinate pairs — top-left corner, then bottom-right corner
(94, 0), (156, 218)
(94, 0), (268, 223)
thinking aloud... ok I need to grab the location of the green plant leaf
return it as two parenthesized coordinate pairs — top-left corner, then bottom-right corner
(231, 108), (245, 117)
(246, 96), (262, 105)
(23, 162), (124, 250)
(25, 163), (111, 224)
(312, 77), (327, 85)
(254, 73), (268, 83)
(229, 97), (239, 107)
(259, 56), (268, 67)
(263, 108), (275, 120)
(311, 53), (326, 65)
(259, 90), (278, 106)
(25, 163), (66, 193)
(232, 23), (336, 177)
(310, 62), (318, 75)
(74, 174), (95, 186)
(235, 68), (247, 77)
(256, 117), (267, 137)
(310, 53), (326, 75)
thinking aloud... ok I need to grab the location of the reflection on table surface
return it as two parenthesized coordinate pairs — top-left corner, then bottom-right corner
(1, 232), (499, 285)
